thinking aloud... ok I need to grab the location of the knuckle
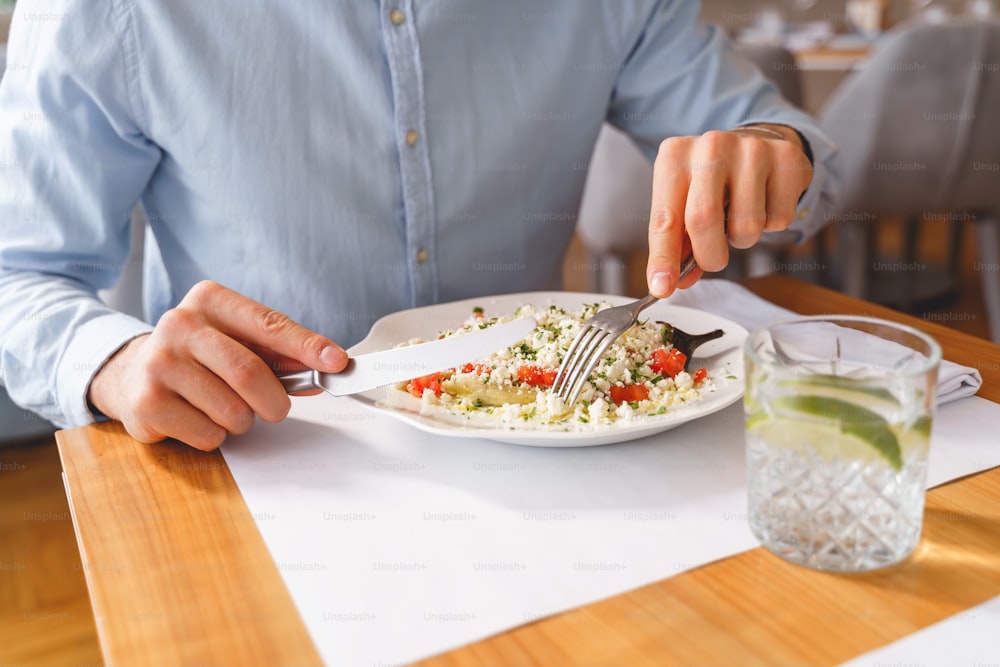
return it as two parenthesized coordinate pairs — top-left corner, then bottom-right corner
(191, 427), (227, 452)
(729, 206), (769, 229)
(255, 308), (294, 339)
(155, 306), (199, 338)
(700, 130), (730, 153)
(741, 138), (771, 167)
(685, 204), (718, 232)
(140, 346), (176, 378)
(767, 211), (795, 230)
(648, 208), (682, 236)
(227, 356), (260, 389)
(220, 400), (255, 434)
(698, 251), (729, 273)
(258, 396), (292, 424)
(298, 332), (328, 360)
(123, 421), (162, 444)
(184, 279), (222, 306)
(656, 136), (686, 162)
(126, 379), (169, 418)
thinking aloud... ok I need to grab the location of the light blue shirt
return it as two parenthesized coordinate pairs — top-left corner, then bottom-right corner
(0, 0), (839, 428)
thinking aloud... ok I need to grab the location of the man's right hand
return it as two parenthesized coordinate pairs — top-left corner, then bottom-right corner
(87, 280), (349, 451)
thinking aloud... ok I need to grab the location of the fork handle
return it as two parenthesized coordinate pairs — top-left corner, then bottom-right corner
(678, 253), (697, 281)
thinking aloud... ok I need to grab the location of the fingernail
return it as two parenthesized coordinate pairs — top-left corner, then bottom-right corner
(320, 345), (348, 371)
(649, 272), (674, 298)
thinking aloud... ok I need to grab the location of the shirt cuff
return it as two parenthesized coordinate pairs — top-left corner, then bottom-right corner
(784, 124), (830, 241)
(56, 312), (154, 427)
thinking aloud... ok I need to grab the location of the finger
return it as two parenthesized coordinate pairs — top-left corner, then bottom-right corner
(684, 132), (729, 272)
(188, 327), (293, 423)
(249, 346), (310, 374)
(676, 234), (703, 289)
(159, 356), (262, 434)
(122, 392), (228, 452)
(647, 138), (692, 298)
(182, 281), (349, 373)
(726, 139), (770, 249)
(763, 175), (798, 233)
(765, 144), (811, 232)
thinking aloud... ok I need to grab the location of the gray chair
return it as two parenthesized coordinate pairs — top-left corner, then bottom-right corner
(820, 18), (1000, 342)
(576, 43), (808, 295)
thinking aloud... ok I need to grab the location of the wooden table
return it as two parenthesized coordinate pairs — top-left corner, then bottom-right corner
(57, 274), (1000, 667)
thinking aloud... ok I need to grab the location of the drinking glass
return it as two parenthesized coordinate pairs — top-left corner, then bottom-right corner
(743, 316), (941, 572)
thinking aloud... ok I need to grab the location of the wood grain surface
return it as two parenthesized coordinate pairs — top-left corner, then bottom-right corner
(57, 422), (323, 667)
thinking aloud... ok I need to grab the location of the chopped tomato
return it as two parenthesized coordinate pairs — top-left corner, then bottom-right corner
(609, 384), (649, 405)
(649, 347), (687, 378)
(516, 364), (558, 387)
(458, 363), (490, 375)
(407, 372), (444, 398)
(692, 367), (708, 384)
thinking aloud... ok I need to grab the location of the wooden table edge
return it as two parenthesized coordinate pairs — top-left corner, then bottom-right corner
(56, 423), (324, 667)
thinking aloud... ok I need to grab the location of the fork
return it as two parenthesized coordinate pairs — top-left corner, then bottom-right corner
(553, 255), (698, 407)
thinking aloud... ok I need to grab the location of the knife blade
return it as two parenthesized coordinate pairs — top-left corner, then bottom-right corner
(277, 316), (537, 396)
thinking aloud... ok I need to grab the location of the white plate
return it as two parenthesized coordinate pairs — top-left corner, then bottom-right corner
(345, 291), (747, 447)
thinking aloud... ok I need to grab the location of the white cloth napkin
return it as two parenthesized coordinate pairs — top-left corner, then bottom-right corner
(665, 279), (983, 405)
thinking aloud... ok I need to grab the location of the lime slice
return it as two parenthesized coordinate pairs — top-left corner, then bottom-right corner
(761, 395), (903, 471)
(779, 374), (901, 411)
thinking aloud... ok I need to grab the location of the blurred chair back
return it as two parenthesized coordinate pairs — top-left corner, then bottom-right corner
(735, 42), (805, 109)
(576, 43), (805, 294)
(820, 18), (1000, 341)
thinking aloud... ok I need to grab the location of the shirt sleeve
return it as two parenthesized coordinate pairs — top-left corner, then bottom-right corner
(0, 0), (160, 427)
(606, 0), (841, 240)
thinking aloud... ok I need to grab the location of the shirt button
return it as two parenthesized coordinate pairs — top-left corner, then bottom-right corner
(416, 247), (429, 264)
(797, 207), (810, 220)
(405, 130), (419, 146)
(389, 9), (406, 25)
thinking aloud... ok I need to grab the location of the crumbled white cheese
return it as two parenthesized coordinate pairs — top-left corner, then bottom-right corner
(390, 301), (711, 429)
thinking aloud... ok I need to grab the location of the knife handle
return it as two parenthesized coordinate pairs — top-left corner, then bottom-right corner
(277, 369), (320, 394)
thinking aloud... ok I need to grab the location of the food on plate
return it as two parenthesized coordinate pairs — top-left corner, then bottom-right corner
(382, 302), (721, 429)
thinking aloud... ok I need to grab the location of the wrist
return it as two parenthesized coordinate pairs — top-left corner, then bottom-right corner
(87, 333), (150, 421)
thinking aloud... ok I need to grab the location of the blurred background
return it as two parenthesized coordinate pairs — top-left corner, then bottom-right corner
(569, 0), (999, 344)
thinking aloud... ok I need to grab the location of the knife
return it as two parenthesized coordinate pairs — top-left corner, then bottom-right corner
(277, 316), (537, 396)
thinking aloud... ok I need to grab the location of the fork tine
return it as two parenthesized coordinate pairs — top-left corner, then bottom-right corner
(555, 331), (596, 400)
(554, 324), (599, 390)
(553, 275), (696, 409)
(560, 332), (617, 406)
(557, 329), (609, 402)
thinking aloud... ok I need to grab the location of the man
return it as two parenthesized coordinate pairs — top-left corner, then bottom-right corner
(0, 0), (838, 450)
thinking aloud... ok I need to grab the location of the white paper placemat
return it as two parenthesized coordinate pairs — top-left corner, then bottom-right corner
(223, 279), (998, 665)
(837, 593), (1000, 666)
